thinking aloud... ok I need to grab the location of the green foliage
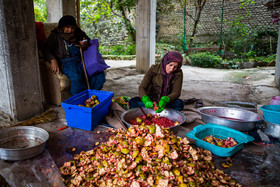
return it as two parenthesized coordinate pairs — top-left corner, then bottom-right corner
(80, 0), (136, 44)
(188, 51), (275, 69)
(250, 26), (278, 56)
(253, 54), (276, 63)
(241, 51), (256, 59)
(99, 43), (136, 55)
(80, 0), (136, 42)
(80, 0), (111, 24)
(99, 45), (124, 55)
(155, 42), (182, 55)
(239, 0), (255, 8)
(33, 0), (47, 22)
(222, 0), (278, 58)
(224, 15), (253, 57)
(189, 52), (223, 68)
(124, 43), (136, 55)
(224, 16), (278, 58)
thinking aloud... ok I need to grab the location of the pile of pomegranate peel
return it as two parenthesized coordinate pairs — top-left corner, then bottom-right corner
(60, 125), (241, 187)
(203, 135), (238, 148)
(78, 95), (100, 108)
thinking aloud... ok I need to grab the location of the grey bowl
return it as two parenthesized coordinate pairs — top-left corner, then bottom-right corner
(197, 106), (263, 131)
(0, 126), (49, 161)
(121, 108), (186, 132)
(264, 120), (280, 138)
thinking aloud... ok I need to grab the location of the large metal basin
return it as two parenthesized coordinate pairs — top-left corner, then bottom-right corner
(0, 126), (49, 161)
(121, 108), (186, 132)
(197, 106), (263, 131)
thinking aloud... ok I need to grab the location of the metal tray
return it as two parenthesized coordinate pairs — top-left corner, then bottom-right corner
(197, 106), (263, 131)
(0, 126), (49, 161)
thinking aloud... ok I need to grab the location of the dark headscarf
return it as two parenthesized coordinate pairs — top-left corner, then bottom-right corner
(57, 15), (78, 44)
(159, 51), (183, 100)
(58, 15), (77, 28)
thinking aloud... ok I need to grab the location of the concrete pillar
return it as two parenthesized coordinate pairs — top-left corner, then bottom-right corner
(136, 0), (156, 73)
(46, 0), (76, 23)
(275, 25), (280, 87)
(0, 0), (43, 121)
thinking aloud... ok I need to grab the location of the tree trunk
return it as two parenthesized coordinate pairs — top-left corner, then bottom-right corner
(120, 6), (136, 42)
(188, 1), (206, 48)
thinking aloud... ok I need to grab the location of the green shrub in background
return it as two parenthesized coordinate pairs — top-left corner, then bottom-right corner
(124, 43), (136, 55)
(224, 15), (253, 57)
(34, 0), (47, 22)
(254, 54), (276, 63)
(99, 44), (136, 55)
(251, 27), (278, 57)
(189, 52), (223, 68)
(224, 15), (278, 58)
(156, 42), (182, 55)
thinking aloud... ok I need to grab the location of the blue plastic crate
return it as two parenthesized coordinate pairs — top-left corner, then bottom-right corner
(186, 123), (254, 157)
(260, 105), (280, 125)
(61, 89), (114, 131)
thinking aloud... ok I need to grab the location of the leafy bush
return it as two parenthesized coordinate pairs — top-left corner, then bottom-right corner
(34, 0), (47, 22)
(189, 52), (223, 68)
(155, 43), (181, 55)
(224, 15), (278, 58)
(99, 44), (136, 55)
(250, 26), (278, 57)
(254, 54), (276, 63)
(124, 43), (136, 55)
(224, 15), (253, 57)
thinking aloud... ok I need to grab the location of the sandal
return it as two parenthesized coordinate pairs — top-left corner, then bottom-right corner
(195, 99), (203, 108)
(183, 98), (197, 105)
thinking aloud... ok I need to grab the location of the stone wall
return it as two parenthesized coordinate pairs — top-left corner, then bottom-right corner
(157, 0), (279, 43)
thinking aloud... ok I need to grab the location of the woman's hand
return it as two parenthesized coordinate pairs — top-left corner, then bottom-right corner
(50, 59), (60, 74)
(155, 96), (170, 113)
(79, 37), (88, 47)
(141, 95), (153, 109)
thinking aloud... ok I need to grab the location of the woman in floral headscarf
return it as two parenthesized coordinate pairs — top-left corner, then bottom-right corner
(129, 51), (184, 112)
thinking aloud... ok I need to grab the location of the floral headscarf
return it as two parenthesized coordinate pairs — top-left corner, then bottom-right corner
(159, 51), (183, 100)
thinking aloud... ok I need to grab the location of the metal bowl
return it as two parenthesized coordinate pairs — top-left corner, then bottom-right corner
(197, 106), (263, 131)
(264, 120), (280, 138)
(121, 108), (186, 131)
(0, 126), (49, 161)
(220, 101), (257, 113)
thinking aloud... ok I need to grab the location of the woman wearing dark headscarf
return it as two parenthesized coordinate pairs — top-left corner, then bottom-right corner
(43, 15), (106, 95)
(129, 51), (184, 112)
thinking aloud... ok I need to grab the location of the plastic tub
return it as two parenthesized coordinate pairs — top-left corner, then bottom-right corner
(62, 89), (114, 131)
(186, 123), (254, 157)
(270, 96), (280, 105)
(260, 105), (280, 125)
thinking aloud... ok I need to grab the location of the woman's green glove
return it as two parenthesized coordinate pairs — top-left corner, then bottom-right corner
(156, 96), (170, 113)
(141, 95), (153, 109)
